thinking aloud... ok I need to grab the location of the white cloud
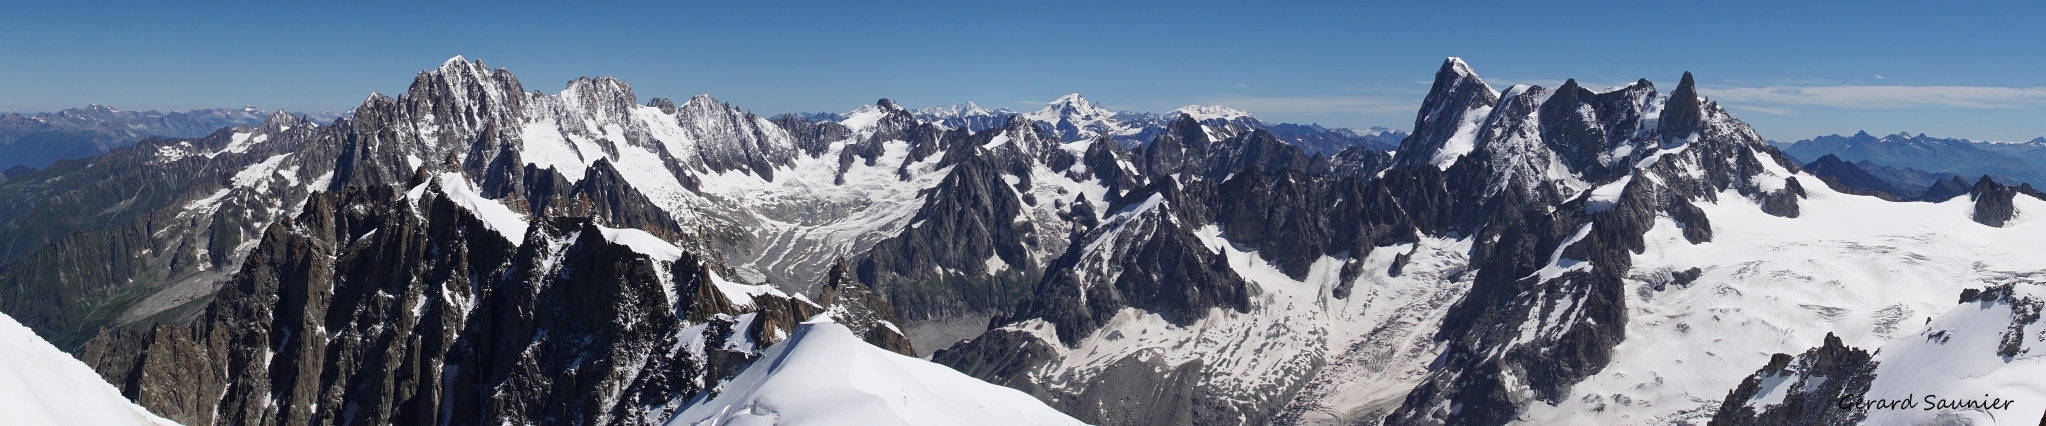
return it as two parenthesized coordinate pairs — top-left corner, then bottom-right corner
(1726, 104), (1796, 115)
(1193, 95), (1417, 116)
(1700, 85), (2046, 109)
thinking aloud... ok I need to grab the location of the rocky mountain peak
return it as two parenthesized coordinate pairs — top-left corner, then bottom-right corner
(1170, 105), (1252, 122)
(412, 56), (519, 104)
(1393, 57), (1504, 168)
(552, 76), (640, 124)
(1537, 76), (1663, 182)
(256, 109), (307, 133)
(1443, 56), (1479, 77)
(678, 93), (735, 114)
(1557, 77), (1584, 93)
(1047, 92), (1095, 108)
(915, 101), (997, 118)
(876, 97), (906, 112)
(1034, 93), (1113, 121)
(914, 102), (1016, 133)
(1657, 71), (1704, 144)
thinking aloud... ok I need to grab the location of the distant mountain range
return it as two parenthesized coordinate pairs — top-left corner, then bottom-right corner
(0, 105), (349, 174)
(904, 95), (1406, 154)
(1774, 131), (2046, 188)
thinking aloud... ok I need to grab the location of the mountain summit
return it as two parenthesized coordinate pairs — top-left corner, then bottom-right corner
(0, 56), (2039, 426)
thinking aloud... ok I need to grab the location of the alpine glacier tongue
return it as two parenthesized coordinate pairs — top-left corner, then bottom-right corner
(665, 317), (1086, 426)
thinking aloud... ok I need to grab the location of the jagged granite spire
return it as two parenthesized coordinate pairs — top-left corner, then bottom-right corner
(1393, 57), (1502, 169)
(1657, 71), (1703, 148)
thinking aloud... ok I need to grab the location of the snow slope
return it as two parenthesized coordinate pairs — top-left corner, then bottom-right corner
(1516, 175), (2046, 425)
(0, 313), (179, 426)
(1861, 282), (2046, 426)
(665, 317), (1088, 426)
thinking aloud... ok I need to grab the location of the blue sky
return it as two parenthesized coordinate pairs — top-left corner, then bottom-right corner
(4, 0), (2043, 141)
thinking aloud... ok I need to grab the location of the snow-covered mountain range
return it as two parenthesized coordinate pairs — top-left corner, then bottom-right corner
(0, 105), (350, 173)
(913, 93), (1404, 154)
(0, 56), (2039, 426)
(1778, 130), (2046, 188)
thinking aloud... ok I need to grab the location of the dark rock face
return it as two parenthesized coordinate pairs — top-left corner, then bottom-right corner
(929, 327), (1062, 389)
(668, 95), (800, 180)
(1707, 333), (1878, 426)
(1001, 181), (1249, 345)
(1539, 78), (1661, 183)
(853, 118), (1075, 323)
(815, 259), (916, 355)
(1215, 167), (1330, 279)
(538, 159), (687, 240)
(1136, 114), (1219, 179)
(1961, 283), (2046, 359)
(1969, 176), (2026, 227)
(0, 113), (334, 349)
(14, 58), (913, 426)
(857, 151), (1038, 321)
(924, 59), (1820, 426)
(767, 113), (849, 157)
(79, 181), (907, 425)
(1391, 58), (1502, 168)
(1326, 146), (1394, 181)
(1377, 68), (1763, 426)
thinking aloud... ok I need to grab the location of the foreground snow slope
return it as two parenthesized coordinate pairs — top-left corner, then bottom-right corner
(1861, 282), (2045, 426)
(0, 313), (178, 426)
(1518, 175), (2046, 425)
(666, 317), (1088, 426)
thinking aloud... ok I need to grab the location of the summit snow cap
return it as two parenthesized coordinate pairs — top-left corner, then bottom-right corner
(665, 320), (1086, 426)
(1444, 56), (1480, 78)
(1171, 104), (1253, 122)
(1392, 56), (1503, 169)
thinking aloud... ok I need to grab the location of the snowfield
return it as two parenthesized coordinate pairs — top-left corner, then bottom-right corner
(1516, 173), (2046, 425)
(0, 313), (179, 425)
(666, 316), (1088, 426)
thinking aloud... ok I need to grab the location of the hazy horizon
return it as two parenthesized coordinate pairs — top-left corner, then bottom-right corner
(6, 0), (2042, 142)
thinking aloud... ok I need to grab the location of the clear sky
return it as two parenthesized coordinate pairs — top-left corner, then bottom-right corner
(4, 0), (2043, 142)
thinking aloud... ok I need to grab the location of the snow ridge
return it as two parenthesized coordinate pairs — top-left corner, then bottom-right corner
(666, 318), (1086, 426)
(0, 313), (179, 425)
